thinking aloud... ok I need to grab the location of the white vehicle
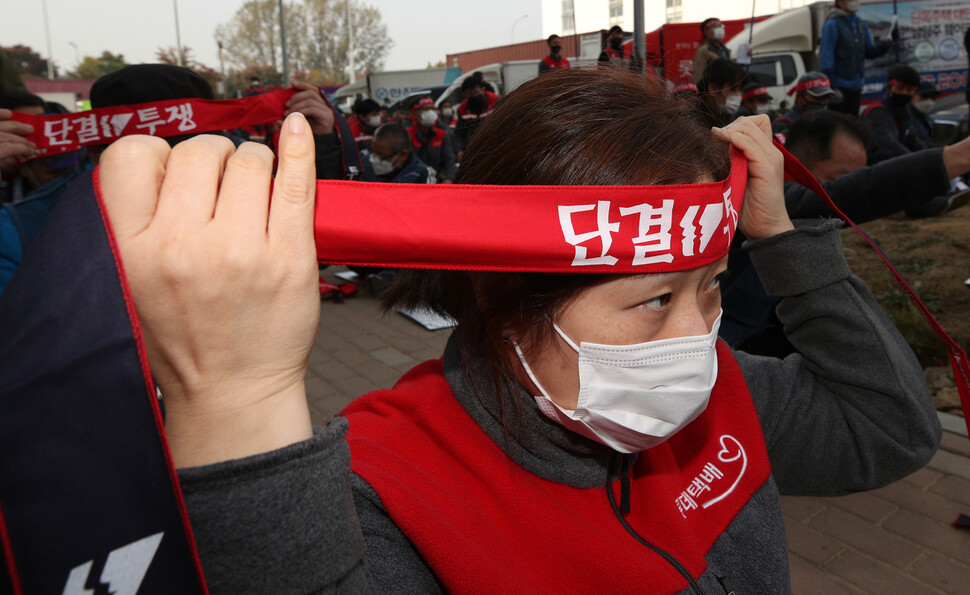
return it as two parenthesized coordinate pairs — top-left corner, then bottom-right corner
(434, 60), (546, 109)
(725, 0), (967, 112)
(331, 67), (461, 112)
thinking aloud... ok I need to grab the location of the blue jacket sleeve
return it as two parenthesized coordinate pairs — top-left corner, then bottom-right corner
(819, 20), (838, 76)
(0, 209), (23, 295)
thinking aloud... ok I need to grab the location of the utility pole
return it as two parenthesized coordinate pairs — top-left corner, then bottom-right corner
(173, 0), (184, 66)
(633, 0), (645, 74)
(41, 0), (55, 79)
(278, 0), (289, 84)
(218, 41), (227, 98)
(346, 0), (356, 83)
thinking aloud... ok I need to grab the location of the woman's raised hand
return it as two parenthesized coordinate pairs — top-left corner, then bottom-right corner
(98, 113), (319, 467)
(712, 115), (794, 241)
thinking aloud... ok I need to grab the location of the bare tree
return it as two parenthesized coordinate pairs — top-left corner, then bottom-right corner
(215, 0), (391, 86)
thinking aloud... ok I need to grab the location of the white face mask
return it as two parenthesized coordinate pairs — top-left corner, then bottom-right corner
(514, 312), (721, 453)
(419, 110), (438, 127)
(369, 152), (397, 176)
(912, 98), (935, 114)
(712, 26), (726, 41)
(755, 103), (772, 115)
(845, 0), (861, 12)
(723, 93), (742, 113)
(440, 108), (453, 118)
(365, 115), (382, 128)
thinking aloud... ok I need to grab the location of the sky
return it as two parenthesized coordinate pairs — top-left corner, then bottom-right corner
(2, 0), (544, 77)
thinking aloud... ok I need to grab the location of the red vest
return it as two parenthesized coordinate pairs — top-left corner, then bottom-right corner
(542, 55), (571, 69)
(347, 118), (374, 145)
(457, 90), (499, 122)
(343, 342), (772, 594)
(406, 122), (446, 149)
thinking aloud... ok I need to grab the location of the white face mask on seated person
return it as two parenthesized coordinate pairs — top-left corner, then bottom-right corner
(512, 257), (727, 453)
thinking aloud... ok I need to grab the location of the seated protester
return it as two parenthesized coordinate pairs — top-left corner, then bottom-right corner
(907, 80), (938, 146)
(862, 64), (925, 161)
(907, 81), (970, 197)
(368, 122), (435, 184)
(771, 72), (837, 141)
(100, 67), (941, 594)
(539, 34), (571, 74)
(454, 72), (499, 156)
(347, 98), (382, 155)
(732, 83), (773, 121)
(695, 58), (744, 129)
(406, 97), (457, 183)
(692, 18), (731, 84)
(438, 100), (457, 130)
(720, 109), (970, 351)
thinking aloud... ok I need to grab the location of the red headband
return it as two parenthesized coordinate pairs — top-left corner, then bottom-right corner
(787, 77), (832, 96)
(673, 81), (698, 94)
(307, 143), (970, 433)
(887, 79), (918, 93)
(314, 149), (747, 273)
(742, 86), (768, 101)
(9, 88), (298, 157)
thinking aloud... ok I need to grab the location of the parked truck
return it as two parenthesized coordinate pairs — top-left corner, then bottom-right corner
(331, 66), (462, 113)
(433, 60), (542, 109)
(723, 0), (969, 111)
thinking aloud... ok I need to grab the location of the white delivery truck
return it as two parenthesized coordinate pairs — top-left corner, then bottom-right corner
(331, 67), (462, 112)
(724, 0), (968, 112)
(434, 60), (543, 109)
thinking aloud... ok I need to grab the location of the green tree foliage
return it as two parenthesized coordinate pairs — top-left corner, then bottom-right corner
(69, 51), (128, 80)
(0, 48), (27, 92)
(215, 0), (392, 86)
(2, 44), (52, 78)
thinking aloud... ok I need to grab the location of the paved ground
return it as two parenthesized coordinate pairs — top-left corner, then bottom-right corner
(309, 267), (970, 594)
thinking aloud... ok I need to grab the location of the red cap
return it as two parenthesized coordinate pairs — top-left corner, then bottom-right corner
(411, 97), (434, 111)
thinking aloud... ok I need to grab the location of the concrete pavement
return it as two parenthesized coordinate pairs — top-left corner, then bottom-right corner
(308, 266), (970, 594)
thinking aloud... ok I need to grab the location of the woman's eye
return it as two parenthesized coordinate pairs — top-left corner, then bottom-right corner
(643, 294), (672, 309)
(710, 271), (730, 289)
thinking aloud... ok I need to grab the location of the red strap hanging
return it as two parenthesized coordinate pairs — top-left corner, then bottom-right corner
(773, 139), (970, 438)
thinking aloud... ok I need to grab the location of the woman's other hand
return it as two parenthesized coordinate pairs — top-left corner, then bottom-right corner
(712, 115), (793, 241)
(98, 114), (319, 467)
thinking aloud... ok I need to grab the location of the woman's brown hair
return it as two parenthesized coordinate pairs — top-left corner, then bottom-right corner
(383, 66), (729, 412)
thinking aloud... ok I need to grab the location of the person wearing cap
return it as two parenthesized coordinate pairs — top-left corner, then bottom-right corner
(692, 18), (731, 84)
(598, 26), (630, 69)
(862, 64), (926, 160)
(405, 97), (456, 184)
(539, 34), (571, 75)
(771, 72), (837, 140)
(820, 0), (892, 117)
(732, 83), (773, 121)
(907, 81), (939, 146)
(671, 80), (698, 99)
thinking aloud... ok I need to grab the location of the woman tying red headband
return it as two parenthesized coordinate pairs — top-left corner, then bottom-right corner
(98, 67), (940, 594)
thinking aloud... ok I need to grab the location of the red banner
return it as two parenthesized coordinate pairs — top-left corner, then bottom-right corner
(314, 149), (748, 274)
(9, 89), (297, 157)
